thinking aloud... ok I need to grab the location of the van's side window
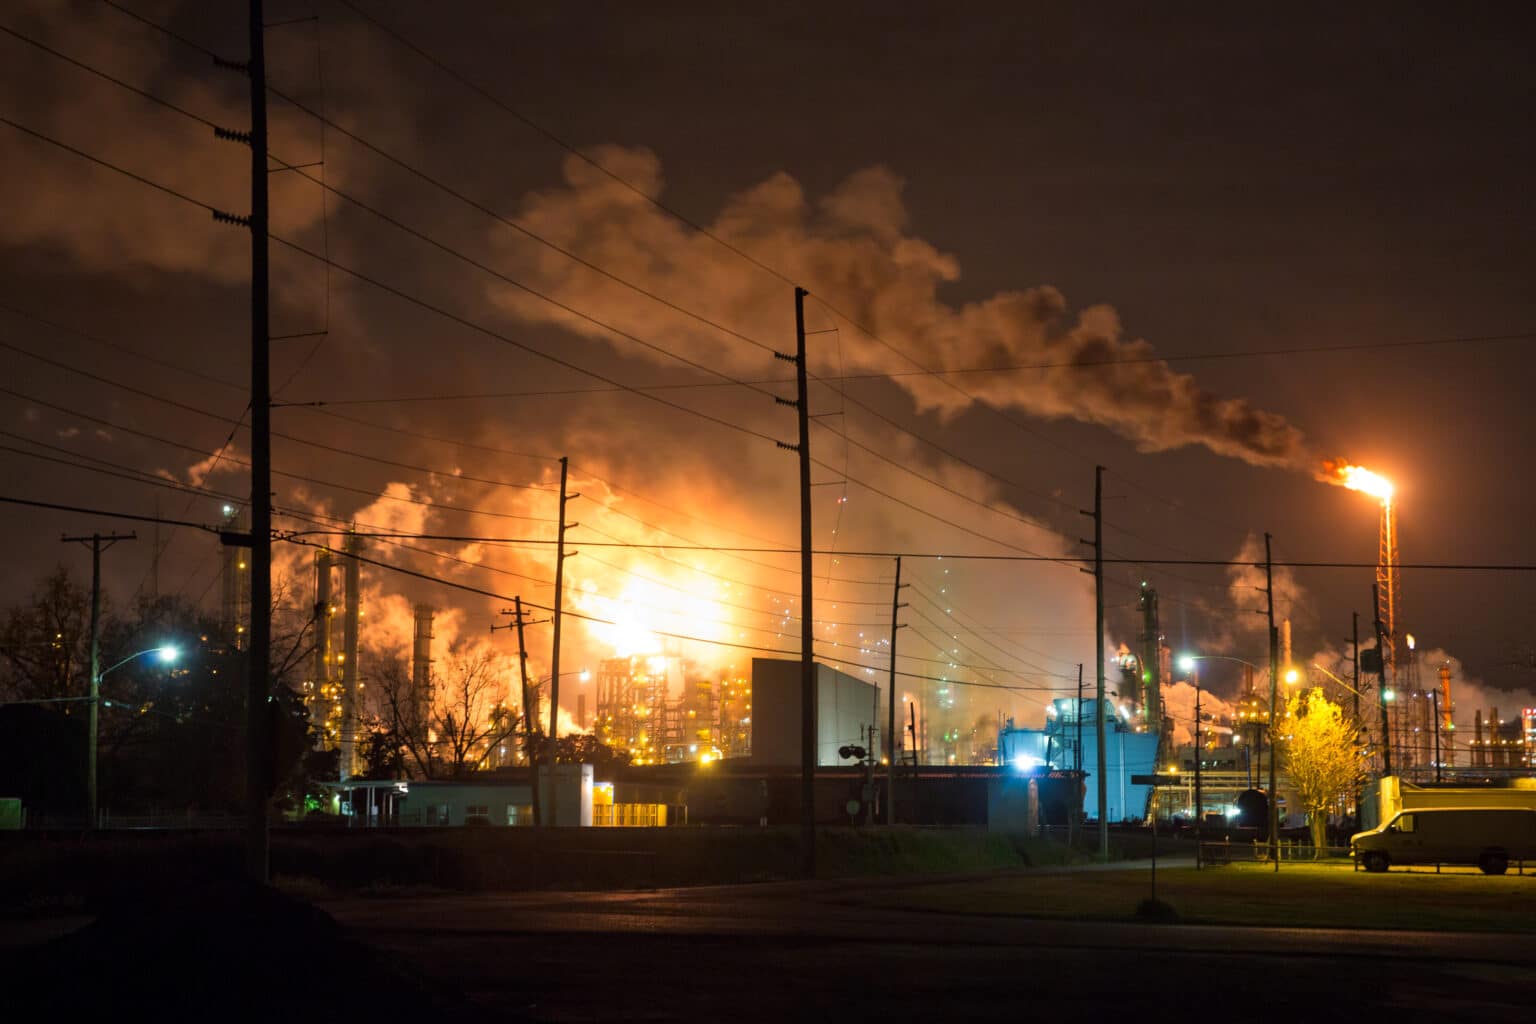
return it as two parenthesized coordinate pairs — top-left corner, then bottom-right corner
(1397, 814), (1415, 833)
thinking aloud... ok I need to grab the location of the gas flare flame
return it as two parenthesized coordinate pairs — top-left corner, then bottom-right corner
(1320, 458), (1394, 503)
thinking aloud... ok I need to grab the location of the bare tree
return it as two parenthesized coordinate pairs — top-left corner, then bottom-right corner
(367, 655), (437, 779)
(0, 567), (90, 702)
(367, 650), (521, 780)
(434, 651), (519, 778)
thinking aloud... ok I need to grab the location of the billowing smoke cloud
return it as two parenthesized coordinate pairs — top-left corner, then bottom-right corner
(1163, 679), (1237, 747)
(180, 405), (1096, 738)
(487, 149), (1309, 468)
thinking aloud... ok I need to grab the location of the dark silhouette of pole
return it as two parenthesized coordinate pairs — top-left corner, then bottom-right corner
(774, 290), (815, 868)
(792, 288), (815, 876)
(246, 0), (272, 884)
(494, 598), (546, 825)
(1373, 583), (1393, 776)
(1072, 662), (1083, 849)
(547, 456), (577, 826)
(1352, 611), (1363, 820)
(63, 532), (134, 827)
(886, 556), (897, 820)
(1432, 688), (1442, 783)
(1080, 466), (1108, 861)
(1194, 668), (1203, 868)
(1265, 532), (1280, 872)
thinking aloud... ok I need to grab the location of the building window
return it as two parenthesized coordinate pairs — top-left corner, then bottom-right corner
(466, 804), (489, 817)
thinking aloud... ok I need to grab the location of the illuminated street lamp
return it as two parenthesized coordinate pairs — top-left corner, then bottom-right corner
(90, 645), (179, 827)
(1176, 655), (1212, 859)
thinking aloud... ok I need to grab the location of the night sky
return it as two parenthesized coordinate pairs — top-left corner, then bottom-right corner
(3, 1), (1533, 738)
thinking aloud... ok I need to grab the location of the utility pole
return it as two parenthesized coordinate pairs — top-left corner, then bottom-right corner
(494, 597), (547, 825)
(1373, 582), (1393, 777)
(63, 532), (135, 827)
(886, 556), (907, 825)
(1072, 662), (1083, 850)
(1432, 689), (1442, 783)
(1193, 670), (1203, 868)
(1264, 532), (1280, 872)
(211, 0), (273, 883)
(547, 456), (577, 827)
(1080, 466), (1108, 861)
(775, 287), (815, 877)
(1352, 611), (1363, 821)
(339, 532), (361, 781)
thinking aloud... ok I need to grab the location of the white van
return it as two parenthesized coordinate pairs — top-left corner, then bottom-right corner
(1351, 807), (1536, 874)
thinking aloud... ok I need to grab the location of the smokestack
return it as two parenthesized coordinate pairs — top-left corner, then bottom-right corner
(412, 604), (435, 717)
(1474, 709), (1485, 767)
(1493, 706), (1503, 768)
(313, 549), (332, 710)
(1281, 619), (1292, 675)
(220, 506), (249, 650)
(340, 532), (362, 782)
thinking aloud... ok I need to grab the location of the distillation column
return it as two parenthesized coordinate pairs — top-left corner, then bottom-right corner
(412, 604), (435, 721)
(339, 533), (362, 781)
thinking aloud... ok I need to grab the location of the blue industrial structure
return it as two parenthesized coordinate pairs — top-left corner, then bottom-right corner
(998, 697), (1161, 822)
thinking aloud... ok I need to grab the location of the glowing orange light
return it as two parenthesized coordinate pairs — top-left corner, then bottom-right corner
(1320, 458), (1394, 503)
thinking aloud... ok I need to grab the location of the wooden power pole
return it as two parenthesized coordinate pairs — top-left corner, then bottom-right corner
(886, 556), (907, 825)
(1264, 532), (1280, 872)
(1080, 466), (1108, 861)
(776, 287), (815, 877)
(62, 531), (134, 827)
(546, 457), (577, 826)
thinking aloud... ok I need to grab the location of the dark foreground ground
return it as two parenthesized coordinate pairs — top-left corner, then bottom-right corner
(7, 864), (1536, 1020)
(3, 853), (1536, 1024)
(319, 874), (1536, 1022)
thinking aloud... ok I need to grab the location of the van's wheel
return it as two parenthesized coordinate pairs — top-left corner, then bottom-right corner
(1479, 852), (1509, 876)
(1362, 852), (1389, 873)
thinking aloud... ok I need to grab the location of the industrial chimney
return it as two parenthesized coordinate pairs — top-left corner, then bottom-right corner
(412, 604), (435, 717)
(339, 532), (362, 782)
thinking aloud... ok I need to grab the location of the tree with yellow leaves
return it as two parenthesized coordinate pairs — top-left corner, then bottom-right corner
(1281, 688), (1362, 850)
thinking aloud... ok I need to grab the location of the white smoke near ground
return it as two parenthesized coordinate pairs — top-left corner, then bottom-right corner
(1409, 647), (1536, 733)
(487, 149), (1310, 469)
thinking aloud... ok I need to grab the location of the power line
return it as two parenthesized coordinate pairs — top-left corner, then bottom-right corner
(0, 26), (1312, 580)
(329, 0), (802, 293)
(0, 494), (220, 532)
(0, 113), (221, 216)
(0, 111), (789, 452)
(215, 521), (1536, 570)
(0, 382), (561, 525)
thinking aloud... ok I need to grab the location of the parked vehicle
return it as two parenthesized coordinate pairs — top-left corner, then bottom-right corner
(1351, 807), (1536, 875)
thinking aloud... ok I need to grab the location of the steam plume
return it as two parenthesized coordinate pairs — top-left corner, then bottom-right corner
(489, 149), (1309, 468)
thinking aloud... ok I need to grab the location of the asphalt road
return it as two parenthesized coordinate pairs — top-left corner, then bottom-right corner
(324, 871), (1536, 1021)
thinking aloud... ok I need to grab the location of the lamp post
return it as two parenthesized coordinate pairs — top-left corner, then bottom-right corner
(1180, 654), (1268, 840)
(90, 645), (179, 827)
(1179, 658), (1204, 866)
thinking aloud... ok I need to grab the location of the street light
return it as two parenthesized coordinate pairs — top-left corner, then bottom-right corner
(1176, 655), (1214, 863)
(90, 645), (179, 826)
